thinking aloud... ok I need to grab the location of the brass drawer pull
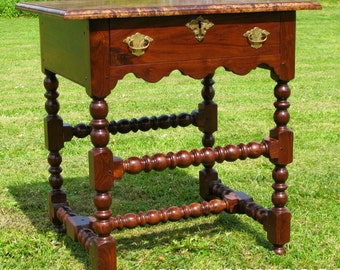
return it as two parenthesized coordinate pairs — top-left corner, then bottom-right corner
(123, 32), (154, 57)
(243, 27), (270, 49)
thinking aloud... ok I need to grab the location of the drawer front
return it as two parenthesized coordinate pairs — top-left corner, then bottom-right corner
(109, 13), (281, 67)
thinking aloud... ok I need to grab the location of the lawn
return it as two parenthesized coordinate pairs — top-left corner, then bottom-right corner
(0, 2), (339, 269)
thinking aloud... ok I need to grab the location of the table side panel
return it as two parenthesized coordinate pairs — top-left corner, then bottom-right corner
(40, 15), (91, 89)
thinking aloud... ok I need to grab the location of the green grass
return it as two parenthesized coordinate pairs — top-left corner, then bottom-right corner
(1, 3), (339, 270)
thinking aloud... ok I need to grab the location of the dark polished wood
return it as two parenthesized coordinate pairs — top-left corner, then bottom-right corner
(16, 0), (321, 269)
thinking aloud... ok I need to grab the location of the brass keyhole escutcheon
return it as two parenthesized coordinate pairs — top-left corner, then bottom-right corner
(243, 27), (270, 49)
(123, 32), (154, 57)
(186, 16), (214, 42)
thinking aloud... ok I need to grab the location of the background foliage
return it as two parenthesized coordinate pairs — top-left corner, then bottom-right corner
(1, 0), (22, 17)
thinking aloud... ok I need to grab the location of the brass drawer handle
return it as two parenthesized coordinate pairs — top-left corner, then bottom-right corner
(123, 32), (154, 57)
(243, 27), (270, 49)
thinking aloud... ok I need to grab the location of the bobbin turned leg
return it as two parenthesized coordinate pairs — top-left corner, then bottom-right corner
(197, 74), (220, 200)
(44, 71), (67, 233)
(88, 97), (116, 269)
(265, 81), (293, 255)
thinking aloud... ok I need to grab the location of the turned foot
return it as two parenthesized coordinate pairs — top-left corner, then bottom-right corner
(273, 244), (286, 255)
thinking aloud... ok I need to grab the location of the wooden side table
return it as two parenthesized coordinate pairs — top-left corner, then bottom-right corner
(16, 1), (321, 269)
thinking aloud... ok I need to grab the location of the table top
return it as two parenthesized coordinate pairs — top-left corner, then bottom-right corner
(16, 0), (321, 20)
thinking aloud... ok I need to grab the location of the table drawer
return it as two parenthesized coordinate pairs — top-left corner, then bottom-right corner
(109, 12), (281, 67)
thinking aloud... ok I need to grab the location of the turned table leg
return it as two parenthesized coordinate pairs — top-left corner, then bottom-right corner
(198, 74), (220, 200)
(44, 71), (68, 233)
(88, 97), (117, 269)
(265, 81), (293, 255)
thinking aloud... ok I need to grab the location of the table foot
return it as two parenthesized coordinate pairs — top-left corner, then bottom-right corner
(89, 236), (117, 270)
(272, 245), (287, 255)
(266, 206), (290, 255)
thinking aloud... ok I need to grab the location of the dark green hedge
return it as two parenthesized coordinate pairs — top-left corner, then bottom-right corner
(0, 0), (42, 17)
(1, 0), (21, 17)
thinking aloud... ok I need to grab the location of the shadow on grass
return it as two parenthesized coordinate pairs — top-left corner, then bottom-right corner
(9, 169), (270, 268)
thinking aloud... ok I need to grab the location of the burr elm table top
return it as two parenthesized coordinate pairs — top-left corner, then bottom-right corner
(16, 0), (321, 19)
